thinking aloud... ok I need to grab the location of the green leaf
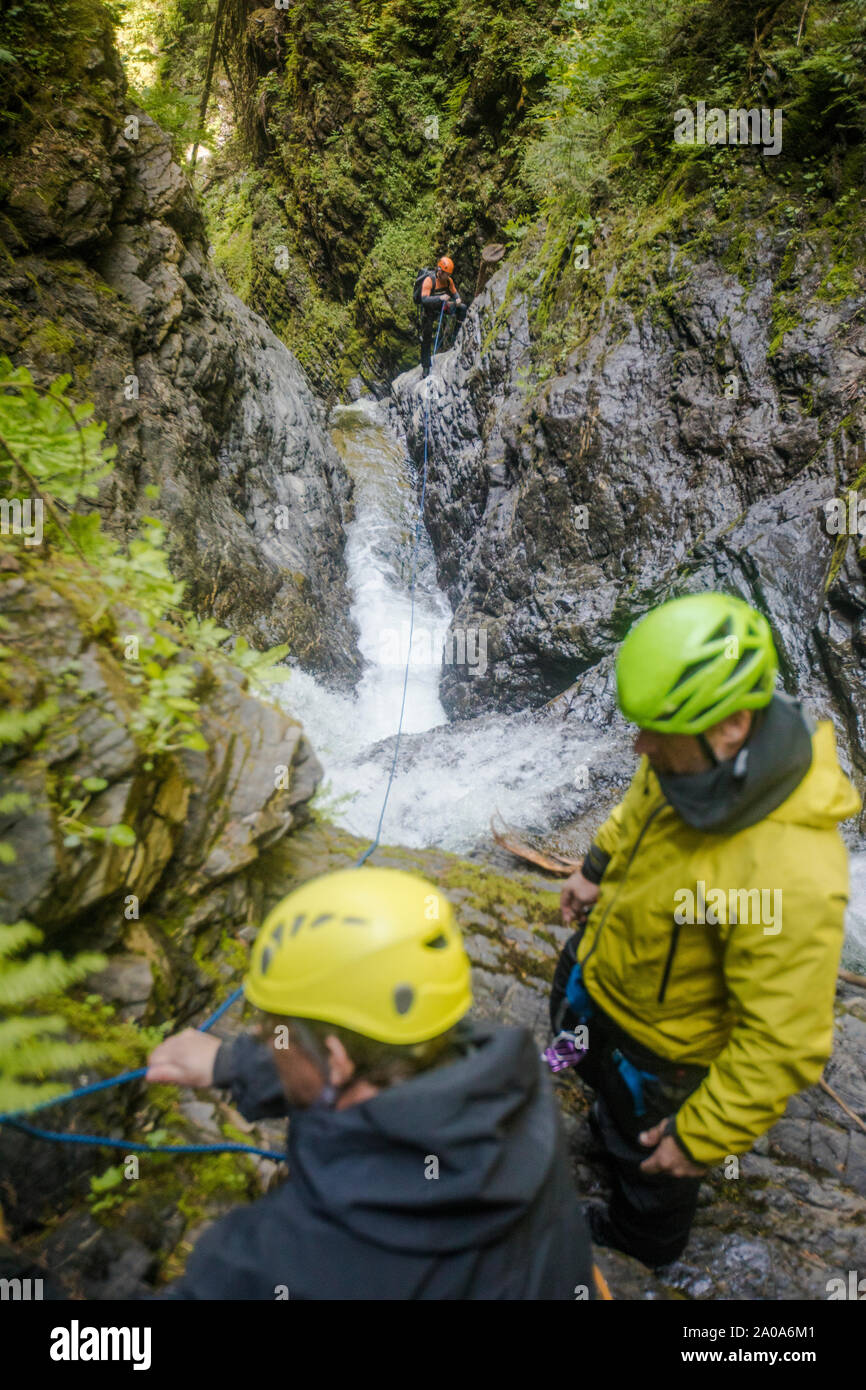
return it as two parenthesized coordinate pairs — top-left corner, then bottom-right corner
(0, 921), (110, 1112)
(106, 824), (136, 847)
(90, 1165), (124, 1193)
(180, 730), (209, 752)
(0, 699), (58, 746)
(81, 776), (109, 793)
(144, 1128), (171, 1148)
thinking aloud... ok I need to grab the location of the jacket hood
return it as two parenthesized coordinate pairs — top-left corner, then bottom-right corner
(656, 693), (859, 834)
(771, 718), (861, 829)
(286, 1023), (560, 1255)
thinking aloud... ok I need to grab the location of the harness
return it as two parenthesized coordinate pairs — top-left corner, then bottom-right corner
(545, 961), (659, 1118)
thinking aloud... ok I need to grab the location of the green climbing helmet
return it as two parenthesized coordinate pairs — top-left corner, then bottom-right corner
(616, 592), (778, 734)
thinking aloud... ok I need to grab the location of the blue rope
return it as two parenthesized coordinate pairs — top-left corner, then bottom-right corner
(13, 1067), (147, 1118)
(0, 985), (254, 1155)
(354, 300), (445, 868)
(199, 984), (245, 1031)
(2, 1119), (284, 1162)
(0, 307), (447, 1160)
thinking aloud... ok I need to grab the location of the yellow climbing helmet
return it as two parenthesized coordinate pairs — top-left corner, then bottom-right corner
(245, 867), (472, 1044)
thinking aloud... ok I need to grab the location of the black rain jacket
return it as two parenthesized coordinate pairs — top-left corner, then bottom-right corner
(161, 1021), (593, 1300)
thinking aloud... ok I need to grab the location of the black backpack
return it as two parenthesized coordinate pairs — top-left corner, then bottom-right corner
(412, 267), (439, 306)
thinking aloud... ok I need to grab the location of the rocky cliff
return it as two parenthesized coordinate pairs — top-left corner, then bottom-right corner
(0, 10), (358, 680)
(391, 221), (866, 796)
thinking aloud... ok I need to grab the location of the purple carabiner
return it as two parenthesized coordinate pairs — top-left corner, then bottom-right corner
(541, 1030), (586, 1074)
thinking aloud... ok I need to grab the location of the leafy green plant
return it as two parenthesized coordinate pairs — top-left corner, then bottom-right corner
(87, 1163), (125, 1214)
(0, 699), (58, 756)
(523, 0), (866, 223)
(115, 0), (218, 164)
(55, 994), (168, 1071)
(132, 80), (202, 158)
(229, 637), (292, 693)
(0, 922), (107, 1114)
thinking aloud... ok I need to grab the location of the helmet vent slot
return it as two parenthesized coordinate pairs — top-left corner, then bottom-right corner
(726, 649), (758, 682)
(707, 616), (735, 642)
(654, 703), (683, 723)
(424, 933), (448, 950)
(671, 659), (709, 691)
(394, 985), (415, 1014)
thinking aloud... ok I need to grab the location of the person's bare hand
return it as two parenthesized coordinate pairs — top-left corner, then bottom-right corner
(639, 1118), (706, 1177)
(146, 1028), (221, 1087)
(560, 869), (600, 927)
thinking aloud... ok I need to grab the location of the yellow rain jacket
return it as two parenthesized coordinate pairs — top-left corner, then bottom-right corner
(577, 719), (860, 1166)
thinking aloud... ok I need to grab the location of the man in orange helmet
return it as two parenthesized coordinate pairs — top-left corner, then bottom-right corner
(418, 255), (467, 378)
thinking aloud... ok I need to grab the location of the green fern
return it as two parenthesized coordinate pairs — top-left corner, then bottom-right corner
(0, 921), (107, 1114)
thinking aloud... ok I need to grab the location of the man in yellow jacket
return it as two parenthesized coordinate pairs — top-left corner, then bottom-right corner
(550, 592), (860, 1268)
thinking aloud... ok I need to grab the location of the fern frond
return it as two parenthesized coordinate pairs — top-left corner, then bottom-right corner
(2, 1035), (108, 1077)
(0, 1014), (67, 1048)
(0, 950), (106, 1007)
(0, 922), (44, 959)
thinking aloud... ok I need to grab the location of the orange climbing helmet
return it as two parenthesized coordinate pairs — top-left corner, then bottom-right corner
(437, 256), (454, 275)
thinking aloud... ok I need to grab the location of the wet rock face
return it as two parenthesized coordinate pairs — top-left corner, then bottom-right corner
(0, 37), (359, 684)
(0, 552), (326, 1247)
(390, 242), (866, 785)
(0, 571), (321, 966)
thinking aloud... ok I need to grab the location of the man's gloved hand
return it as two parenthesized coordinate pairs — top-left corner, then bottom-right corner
(146, 1028), (221, 1087)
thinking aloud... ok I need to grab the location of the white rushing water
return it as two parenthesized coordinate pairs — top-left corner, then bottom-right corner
(843, 850), (866, 970)
(275, 395), (866, 966)
(276, 396), (613, 852)
(277, 396), (450, 783)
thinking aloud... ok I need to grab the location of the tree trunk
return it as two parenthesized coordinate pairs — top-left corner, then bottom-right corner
(191, 0), (228, 171)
